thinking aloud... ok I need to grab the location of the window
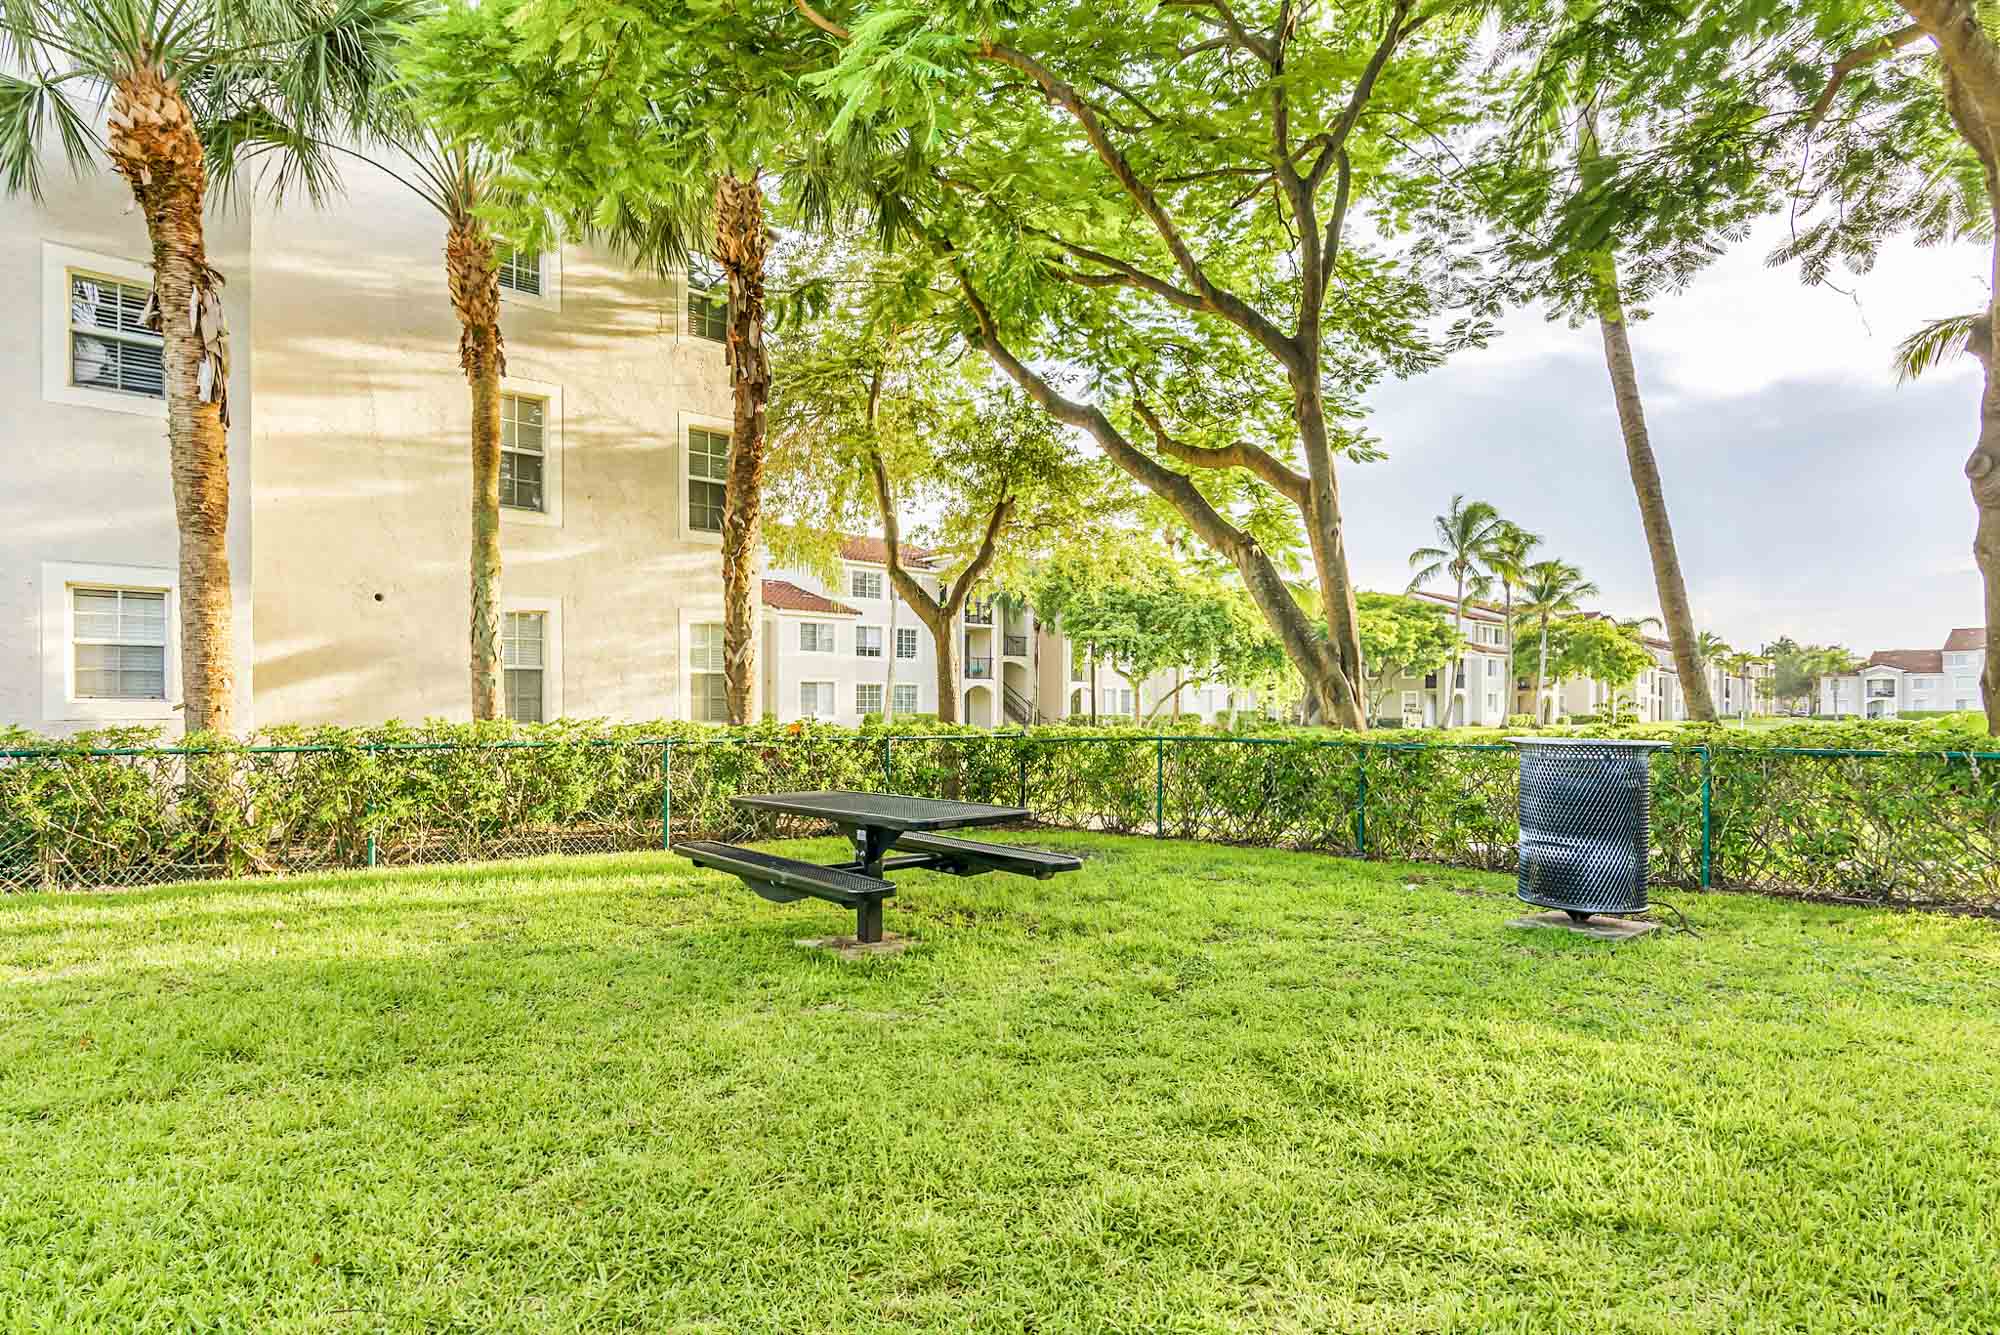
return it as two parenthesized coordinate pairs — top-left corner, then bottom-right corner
(893, 683), (918, 714)
(501, 612), (546, 721)
(1958, 676), (1977, 692)
(856, 683), (883, 714)
(799, 621), (835, 653)
(689, 254), (728, 341)
(897, 628), (920, 659)
(72, 587), (166, 699)
(497, 248), (543, 296)
(850, 569), (884, 600)
(688, 426), (728, 533)
(1486, 692), (1500, 716)
(500, 394), (546, 512)
(856, 626), (883, 658)
(689, 622), (728, 722)
(69, 272), (163, 399)
(1401, 690), (1420, 716)
(800, 681), (835, 718)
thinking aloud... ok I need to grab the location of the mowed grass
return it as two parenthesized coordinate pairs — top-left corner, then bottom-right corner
(3, 835), (1999, 1333)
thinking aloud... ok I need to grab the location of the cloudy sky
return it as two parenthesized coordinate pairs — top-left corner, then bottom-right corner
(1347, 221), (1988, 656)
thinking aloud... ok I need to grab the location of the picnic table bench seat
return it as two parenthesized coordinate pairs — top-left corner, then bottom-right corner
(677, 839), (895, 941)
(890, 831), (1083, 881)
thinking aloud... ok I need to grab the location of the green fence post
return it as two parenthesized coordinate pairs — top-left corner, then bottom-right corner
(1155, 737), (1166, 838)
(364, 797), (376, 868)
(1699, 744), (1712, 888)
(661, 740), (673, 850)
(1354, 746), (1368, 857)
(883, 736), (894, 790)
(1017, 741), (1029, 810)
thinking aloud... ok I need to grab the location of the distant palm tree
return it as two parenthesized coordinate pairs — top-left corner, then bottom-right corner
(0, 0), (398, 731)
(1514, 560), (1599, 723)
(1408, 495), (1503, 725)
(1484, 520), (1542, 668)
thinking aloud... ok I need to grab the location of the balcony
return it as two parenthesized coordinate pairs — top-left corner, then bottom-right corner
(965, 657), (994, 679)
(1004, 634), (1028, 658)
(1866, 680), (1897, 700)
(963, 600), (994, 626)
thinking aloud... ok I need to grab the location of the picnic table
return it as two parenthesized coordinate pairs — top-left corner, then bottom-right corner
(674, 791), (1082, 944)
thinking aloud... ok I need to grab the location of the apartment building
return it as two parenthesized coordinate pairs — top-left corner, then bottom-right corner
(1817, 628), (1986, 718)
(4, 151), (736, 736)
(1368, 592), (1515, 727)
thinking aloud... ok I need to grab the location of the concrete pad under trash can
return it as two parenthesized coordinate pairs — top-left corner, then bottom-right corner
(1506, 910), (1660, 941)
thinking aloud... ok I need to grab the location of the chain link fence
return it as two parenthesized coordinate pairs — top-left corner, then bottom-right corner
(5, 733), (1998, 910)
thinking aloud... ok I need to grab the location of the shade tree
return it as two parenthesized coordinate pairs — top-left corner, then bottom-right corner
(797, 0), (1501, 730)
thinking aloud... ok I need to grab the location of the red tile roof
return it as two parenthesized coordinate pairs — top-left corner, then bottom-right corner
(761, 579), (860, 616)
(1409, 589), (1506, 623)
(1944, 627), (1987, 652)
(1867, 649), (1944, 673)
(837, 534), (937, 569)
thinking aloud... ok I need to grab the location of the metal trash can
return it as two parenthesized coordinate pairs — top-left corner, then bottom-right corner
(1509, 738), (1668, 919)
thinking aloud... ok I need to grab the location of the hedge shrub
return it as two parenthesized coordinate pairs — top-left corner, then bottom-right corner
(2, 715), (1995, 906)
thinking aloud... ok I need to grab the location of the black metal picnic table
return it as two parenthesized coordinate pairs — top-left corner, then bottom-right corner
(674, 790), (1081, 944)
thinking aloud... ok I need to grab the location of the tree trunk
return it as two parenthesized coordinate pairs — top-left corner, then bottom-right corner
(714, 173), (770, 725)
(932, 615), (960, 723)
(1536, 617), (1552, 724)
(864, 449), (1012, 729)
(446, 218), (506, 720)
(1088, 646), (1098, 725)
(107, 69), (235, 734)
(1594, 257), (1717, 721)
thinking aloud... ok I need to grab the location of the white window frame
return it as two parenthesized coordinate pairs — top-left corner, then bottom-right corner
(799, 621), (836, 654)
(496, 245), (562, 313)
(687, 253), (728, 342)
(42, 243), (168, 419)
(856, 625), (884, 659)
(41, 561), (180, 722)
(679, 411), (732, 544)
(849, 567), (885, 600)
(499, 596), (562, 722)
(496, 376), (562, 528)
(855, 682), (884, 714)
(896, 627), (920, 660)
(892, 683), (920, 715)
(800, 680), (836, 719)
(681, 612), (731, 722)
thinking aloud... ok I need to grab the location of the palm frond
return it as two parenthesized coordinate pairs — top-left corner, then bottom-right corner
(1894, 311), (1983, 383)
(0, 70), (101, 200)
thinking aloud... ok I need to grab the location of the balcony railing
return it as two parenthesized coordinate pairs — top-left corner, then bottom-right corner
(964, 657), (994, 679)
(963, 601), (994, 625)
(1004, 634), (1028, 657)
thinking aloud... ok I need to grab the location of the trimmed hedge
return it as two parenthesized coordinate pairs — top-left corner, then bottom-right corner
(2, 716), (1997, 907)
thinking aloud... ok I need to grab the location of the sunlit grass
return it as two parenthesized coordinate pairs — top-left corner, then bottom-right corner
(3, 834), (1998, 1332)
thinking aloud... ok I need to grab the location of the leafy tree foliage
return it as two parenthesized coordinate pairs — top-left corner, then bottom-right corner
(796, 0), (1500, 728)
(1356, 592), (1462, 721)
(1517, 616), (1654, 710)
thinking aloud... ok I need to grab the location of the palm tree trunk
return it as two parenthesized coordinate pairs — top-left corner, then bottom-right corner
(1594, 257), (1717, 721)
(1536, 616), (1552, 724)
(714, 173), (770, 725)
(1973, 191), (2000, 733)
(108, 69), (235, 734)
(446, 219), (505, 719)
(1449, 574), (1465, 728)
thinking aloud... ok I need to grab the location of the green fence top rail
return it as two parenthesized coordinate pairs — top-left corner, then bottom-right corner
(4, 732), (1998, 763)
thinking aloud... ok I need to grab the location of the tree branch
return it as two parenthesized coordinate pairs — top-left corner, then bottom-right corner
(866, 448), (944, 629)
(945, 493), (1015, 616)
(1307, 0), (1414, 189)
(791, 0), (848, 39)
(1807, 23), (1927, 131)
(1132, 399), (1309, 505)
(1160, 0), (1274, 64)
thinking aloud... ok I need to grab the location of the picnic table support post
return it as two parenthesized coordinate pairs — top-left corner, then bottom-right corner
(1700, 744), (1712, 889)
(662, 741), (673, 850)
(855, 898), (884, 945)
(1155, 737), (1165, 838)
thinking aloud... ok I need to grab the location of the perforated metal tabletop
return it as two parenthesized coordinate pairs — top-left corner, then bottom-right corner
(731, 791), (1029, 831)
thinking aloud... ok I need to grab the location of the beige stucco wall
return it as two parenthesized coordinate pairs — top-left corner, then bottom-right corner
(247, 158), (737, 726)
(1, 164), (255, 737)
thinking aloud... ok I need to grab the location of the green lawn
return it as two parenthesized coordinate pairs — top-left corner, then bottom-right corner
(3, 835), (1998, 1333)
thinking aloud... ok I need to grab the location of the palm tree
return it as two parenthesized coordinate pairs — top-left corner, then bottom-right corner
(1514, 560), (1599, 723)
(1, 0), (394, 732)
(1691, 630), (1730, 713)
(1408, 495), (1503, 726)
(1484, 520), (1542, 672)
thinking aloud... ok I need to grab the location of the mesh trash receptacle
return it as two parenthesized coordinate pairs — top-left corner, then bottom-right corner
(1510, 738), (1668, 919)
